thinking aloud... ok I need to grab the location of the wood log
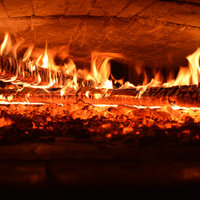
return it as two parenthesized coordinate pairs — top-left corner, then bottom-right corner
(0, 85), (200, 108)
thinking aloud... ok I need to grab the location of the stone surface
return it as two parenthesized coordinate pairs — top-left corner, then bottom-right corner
(118, 0), (154, 17)
(138, 1), (200, 27)
(64, 0), (92, 16)
(32, 0), (92, 16)
(3, 0), (33, 17)
(32, 0), (66, 16)
(88, 0), (129, 16)
(0, 2), (7, 18)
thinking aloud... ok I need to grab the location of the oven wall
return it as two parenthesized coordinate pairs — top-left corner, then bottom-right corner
(0, 0), (199, 73)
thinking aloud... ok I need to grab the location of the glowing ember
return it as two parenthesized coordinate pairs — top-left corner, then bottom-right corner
(0, 99), (199, 142)
(0, 101), (44, 105)
(0, 116), (13, 127)
(93, 104), (118, 107)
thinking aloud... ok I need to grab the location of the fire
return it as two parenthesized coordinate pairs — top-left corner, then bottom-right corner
(157, 48), (200, 87)
(0, 33), (9, 54)
(1, 33), (200, 144)
(89, 51), (123, 89)
(0, 34), (200, 145)
(60, 51), (123, 95)
(187, 48), (200, 85)
(161, 49), (200, 87)
(90, 52), (112, 88)
(0, 32), (200, 115)
(0, 34), (65, 89)
(41, 49), (49, 69)
(22, 45), (34, 62)
(117, 47), (200, 99)
(0, 33), (21, 58)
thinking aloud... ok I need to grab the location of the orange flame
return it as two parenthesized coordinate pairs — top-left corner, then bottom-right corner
(22, 45), (34, 62)
(0, 33), (21, 58)
(0, 33), (125, 95)
(124, 47), (200, 97)
(0, 33), (9, 55)
(1, 32), (200, 108)
(187, 48), (200, 85)
(89, 51), (123, 89)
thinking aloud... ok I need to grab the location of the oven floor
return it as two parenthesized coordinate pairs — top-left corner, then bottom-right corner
(0, 103), (200, 191)
(0, 136), (200, 191)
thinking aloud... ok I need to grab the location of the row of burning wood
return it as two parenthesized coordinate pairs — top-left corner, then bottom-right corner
(0, 85), (199, 108)
(0, 54), (200, 108)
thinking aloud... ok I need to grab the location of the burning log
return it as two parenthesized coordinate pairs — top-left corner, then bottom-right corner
(140, 85), (200, 107)
(0, 38), (200, 108)
(108, 85), (200, 108)
(0, 55), (72, 87)
(1, 84), (200, 108)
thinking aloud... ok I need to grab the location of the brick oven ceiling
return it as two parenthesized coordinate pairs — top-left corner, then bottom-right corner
(0, 0), (200, 70)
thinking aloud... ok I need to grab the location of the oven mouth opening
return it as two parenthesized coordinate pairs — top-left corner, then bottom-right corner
(1, 0), (200, 190)
(0, 32), (199, 142)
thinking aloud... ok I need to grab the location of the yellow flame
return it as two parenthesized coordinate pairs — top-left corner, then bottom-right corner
(0, 33), (21, 58)
(0, 33), (125, 95)
(0, 33), (9, 55)
(187, 48), (200, 85)
(162, 48), (200, 87)
(1, 32), (200, 108)
(22, 45), (34, 62)
(89, 51), (123, 89)
(85, 91), (90, 98)
(122, 47), (200, 97)
(42, 49), (49, 69)
(36, 47), (51, 69)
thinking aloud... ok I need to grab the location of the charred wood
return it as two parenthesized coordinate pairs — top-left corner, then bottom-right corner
(0, 84), (200, 108)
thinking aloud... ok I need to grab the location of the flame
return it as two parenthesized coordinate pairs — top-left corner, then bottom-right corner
(187, 48), (200, 85)
(120, 47), (200, 98)
(0, 33), (9, 54)
(0, 33), (21, 58)
(36, 46), (54, 70)
(41, 48), (49, 69)
(60, 51), (123, 95)
(163, 48), (200, 87)
(0, 34), (124, 98)
(91, 53), (111, 85)
(0, 35), (64, 89)
(22, 45), (34, 62)
(161, 49), (200, 87)
(89, 51), (123, 89)
(1, 32), (200, 111)
(85, 91), (90, 98)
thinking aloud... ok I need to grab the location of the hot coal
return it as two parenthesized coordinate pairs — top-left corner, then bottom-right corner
(0, 100), (199, 145)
